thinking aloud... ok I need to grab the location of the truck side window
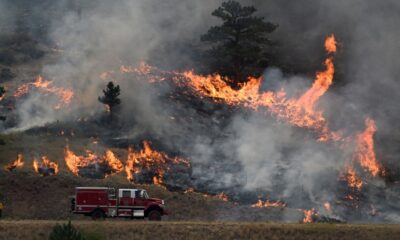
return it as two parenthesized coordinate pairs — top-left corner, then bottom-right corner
(122, 190), (130, 198)
(134, 190), (141, 198)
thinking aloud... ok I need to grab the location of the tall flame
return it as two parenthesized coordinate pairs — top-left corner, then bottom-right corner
(343, 118), (380, 190)
(353, 118), (380, 176)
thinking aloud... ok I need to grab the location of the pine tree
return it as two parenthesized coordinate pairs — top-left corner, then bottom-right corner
(201, 0), (277, 87)
(98, 81), (121, 116)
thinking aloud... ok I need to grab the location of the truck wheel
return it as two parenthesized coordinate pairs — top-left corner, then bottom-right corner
(148, 210), (161, 221)
(91, 209), (105, 220)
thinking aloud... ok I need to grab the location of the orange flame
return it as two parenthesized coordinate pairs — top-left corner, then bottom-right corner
(104, 149), (124, 175)
(353, 118), (380, 176)
(180, 35), (339, 141)
(14, 76), (74, 109)
(251, 199), (287, 208)
(64, 146), (123, 177)
(303, 208), (317, 223)
(184, 188), (194, 193)
(33, 156), (59, 176)
(215, 192), (229, 202)
(295, 58), (334, 113)
(5, 154), (24, 171)
(342, 118), (380, 190)
(345, 166), (363, 190)
(324, 34), (337, 54)
(323, 202), (332, 213)
(125, 141), (191, 185)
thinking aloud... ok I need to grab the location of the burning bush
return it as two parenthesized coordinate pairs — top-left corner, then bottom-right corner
(125, 141), (191, 189)
(33, 156), (59, 176)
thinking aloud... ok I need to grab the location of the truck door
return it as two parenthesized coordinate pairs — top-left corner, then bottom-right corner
(133, 190), (146, 207)
(119, 190), (133, 206)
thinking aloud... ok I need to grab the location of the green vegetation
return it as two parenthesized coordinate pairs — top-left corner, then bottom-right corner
(49, 221), (84, 240)
(201, 0), (277, 87)
(0, 221), (399, 240)
(49, 221), (103, 240)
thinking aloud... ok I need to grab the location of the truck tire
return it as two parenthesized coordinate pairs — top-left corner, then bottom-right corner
(91, 209), (105, 220)
(148, 210), (161, 221)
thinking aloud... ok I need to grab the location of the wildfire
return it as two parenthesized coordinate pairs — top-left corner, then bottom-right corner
(100, 70), (114, 81)
(5, 154), (24, 171)
(125, 141), (191, 185)
(33, 156), (59, 176)
(303, 208), (317, 223)
(323, 202), (332, 213)
(324, 34), (337, 54)
(64, 146), (123, 177)
(179, 35), (339, 141)
(13, 75), (74, 109)
(342, 119), (380, 190)
(345, 166), (363, 190)
(184, 188), (194, 193)
(251, 199), (287, 208)
(120, 62), (152, 75)
(353, 118), (380, 176)
(215, 192), (229, 202)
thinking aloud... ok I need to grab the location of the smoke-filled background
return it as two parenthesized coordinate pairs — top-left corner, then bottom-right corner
(1, 0), (400, 222)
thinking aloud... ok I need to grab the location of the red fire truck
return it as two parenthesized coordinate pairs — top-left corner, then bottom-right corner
(71, 187), (167, 220)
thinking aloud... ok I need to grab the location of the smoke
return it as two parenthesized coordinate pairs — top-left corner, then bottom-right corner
(2, 0), (400, 222)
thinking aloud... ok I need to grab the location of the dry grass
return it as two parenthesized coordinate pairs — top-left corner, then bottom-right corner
(0, 132), (291, 222)
(1, 220), (400, 240)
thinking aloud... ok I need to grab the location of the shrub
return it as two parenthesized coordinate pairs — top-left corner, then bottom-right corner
(49, 221), (84, 240)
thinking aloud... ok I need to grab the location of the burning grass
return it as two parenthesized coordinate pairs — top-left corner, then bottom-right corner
(125, 141), (191, 185)
(64, 146), (124, 179)
(4, 154), (24, 171)
(33, 156), (59, 176)
(13, 75), (74, 110)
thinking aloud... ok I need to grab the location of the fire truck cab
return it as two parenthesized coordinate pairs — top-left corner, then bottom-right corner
(71, 187), (167, 220)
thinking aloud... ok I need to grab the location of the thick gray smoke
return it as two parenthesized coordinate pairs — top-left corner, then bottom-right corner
(2, 0), (400, 222)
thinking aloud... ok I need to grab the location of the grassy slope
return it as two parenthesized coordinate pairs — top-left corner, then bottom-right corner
(1, 221), (400, 240)
(0, 132), (296, 221)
